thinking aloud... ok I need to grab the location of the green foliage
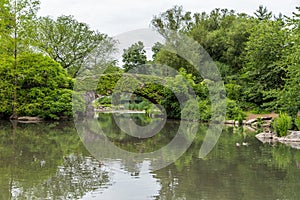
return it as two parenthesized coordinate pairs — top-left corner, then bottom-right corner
(226, 98), (245, 120)
(277, 8), (300, 116)
(151, 5), (193, 38)
(241, 20), (288, 106)
(295, 116), (300, 131)
(225, 83), (242, 102)
(254, 5), (272, 20)
(122, 41), (147, 72)
(96, 96), (112, 107)
(153, 49), (195, 78)
(0, 53), (73, 119)
(33, 15), (107, 77)
(189, 9), (254, 74)
(0, 56), (14, 117)
(151, 6), (300, 116)
(103, 62), (123, 74)
(272, 113), (292, 137)
(197, 99), (211, 121)
(96, 73), (123, 95)
(0, 0), (40, 56)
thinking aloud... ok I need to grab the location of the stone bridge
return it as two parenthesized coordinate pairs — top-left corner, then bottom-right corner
(77, 73), (167, 118)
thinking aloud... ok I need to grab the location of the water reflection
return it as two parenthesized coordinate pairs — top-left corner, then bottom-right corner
(1, 114), (300, 199)
(76, 113), (198, 172)
(0, 121), (109, 200)
(82, 161), (161, 200)
(15, 155), (109, 199)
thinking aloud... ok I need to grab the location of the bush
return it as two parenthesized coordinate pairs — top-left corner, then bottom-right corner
(226, 99), (246, 120)
(225, 83), (242, 101)
(0, 53), (73, 120)
(198, 99), (211, 122)
(295, 116), (300, 131)
(272, 113), (292, 137)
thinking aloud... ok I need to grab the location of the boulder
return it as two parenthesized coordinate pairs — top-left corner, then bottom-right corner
(256, 132), (276, 139)
(246, 118), (257, 125)
(256, 131), (300, 148)
(255, 132), (276, 143)
(17, 116), (42, 123)
(278, 131), (300, 142)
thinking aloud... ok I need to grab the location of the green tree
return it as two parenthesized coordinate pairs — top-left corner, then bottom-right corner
(152, 7), (254, 81)
(151, 42), (163, 60)
(0, 0), (13, 55)
(241, 20), (288, 107)
(122, 41), (147, 72)
(0, 0), (40, 119)
(151, 5), (193, 39)
(33, 15), (106, 77)
(278, 7), (300, 115)
(254, 5), (272, 20)
(189, 9), (254, 75)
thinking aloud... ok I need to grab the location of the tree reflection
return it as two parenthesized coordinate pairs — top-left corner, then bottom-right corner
(2, 115), (300, 199)
(18, 154), (109, 199)
(154, 127), (300, 200)
(0, 121), (109, 200)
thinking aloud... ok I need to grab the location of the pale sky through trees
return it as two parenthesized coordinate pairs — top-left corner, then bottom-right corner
(38, 0), (299, 36)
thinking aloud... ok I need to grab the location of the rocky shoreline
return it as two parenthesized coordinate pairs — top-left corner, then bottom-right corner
(256, 131), (300, 149)
(225, 116), (273, 131)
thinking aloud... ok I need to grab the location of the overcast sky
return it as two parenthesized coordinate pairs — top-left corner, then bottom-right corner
(38, 0), (299, 36)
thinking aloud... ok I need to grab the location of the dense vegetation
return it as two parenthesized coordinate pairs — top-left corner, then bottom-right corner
(150, 6), (300, 115)
(0, 0), (299, 124)
(0, 0), (114, 119)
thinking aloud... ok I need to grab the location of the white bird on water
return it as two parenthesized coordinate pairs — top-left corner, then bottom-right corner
(242, 142), (249, 146)
(236, 142), (249, 147)
(40, 160), (46, 167)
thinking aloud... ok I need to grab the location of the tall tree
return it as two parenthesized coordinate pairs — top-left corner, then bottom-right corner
(0, 0), (13, 55)
(189, 9), (253, 74)
(278, 7), (300, 115)
(254, 5), (272, 20)
(0, 0), (40, 119)
(151, 5), (193, 39)
(122, 41), (147, 72)
(33, 15), (106, 77)
(241, 20), (288, 107)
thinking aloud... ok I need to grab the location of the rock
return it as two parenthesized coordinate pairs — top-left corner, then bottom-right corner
(261, 117), (273, 121)
(256, 131), (300, 148)
(279, 131), (300, 142)
(245, 126), (256, 132)
(283, 142), (300, 149)
(256, 132), (276, 139)
(17, 116), (42, 122)
(255, 132), (277, 143)
(246, 118), (257, 125)
(224, 120), (235, 125)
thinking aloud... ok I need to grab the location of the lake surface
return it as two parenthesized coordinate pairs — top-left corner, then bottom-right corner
(1, 114), (300, 199)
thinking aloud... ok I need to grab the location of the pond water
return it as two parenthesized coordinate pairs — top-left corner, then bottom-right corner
(1, 114), (300, 199)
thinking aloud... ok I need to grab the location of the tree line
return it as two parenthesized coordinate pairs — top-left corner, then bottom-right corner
(0, 0), (115, 119)
(0, 0), (299, 123)
(120, 5), (300, 125)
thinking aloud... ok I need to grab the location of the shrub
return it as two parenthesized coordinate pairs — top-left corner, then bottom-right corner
(225, 83), (242, 101)
(295, 116), (300, 131)
(0, 53), (73, 120)
(226, 99), (246, 120)
(198, 99), (211, 122)
(272, 113), (292, 137)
